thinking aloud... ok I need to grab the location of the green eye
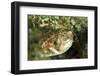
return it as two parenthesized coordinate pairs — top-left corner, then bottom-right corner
(54, 41), (57, 45)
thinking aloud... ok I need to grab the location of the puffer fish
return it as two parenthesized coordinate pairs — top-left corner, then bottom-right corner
(39, 31), (74, 57)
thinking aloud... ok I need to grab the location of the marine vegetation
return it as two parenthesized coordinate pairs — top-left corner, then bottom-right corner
(28, 15), (88, 60)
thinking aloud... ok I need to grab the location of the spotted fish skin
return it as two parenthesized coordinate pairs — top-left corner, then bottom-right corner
(39, 31), (74, 57)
